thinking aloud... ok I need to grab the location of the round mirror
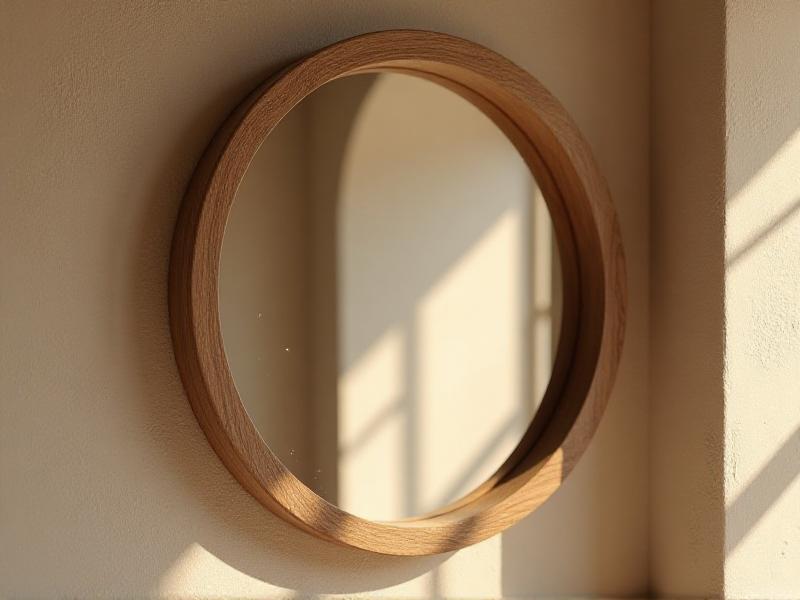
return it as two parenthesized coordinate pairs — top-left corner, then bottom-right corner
(218, 72), (562, 522)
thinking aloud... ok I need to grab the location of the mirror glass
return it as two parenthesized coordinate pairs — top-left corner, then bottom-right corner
(219, 73), (561, 522)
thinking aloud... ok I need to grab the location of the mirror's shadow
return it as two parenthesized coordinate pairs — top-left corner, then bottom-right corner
(219, 72), (561, 523)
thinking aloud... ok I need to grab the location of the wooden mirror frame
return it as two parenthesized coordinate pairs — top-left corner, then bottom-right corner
(169, 30), (626, 556)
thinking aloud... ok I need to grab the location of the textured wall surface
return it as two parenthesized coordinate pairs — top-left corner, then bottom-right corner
(724, 2), (800, 597)
(652, 2), (800, 598)
(649, 1), (727, 596)
(0, 1), (649, 598)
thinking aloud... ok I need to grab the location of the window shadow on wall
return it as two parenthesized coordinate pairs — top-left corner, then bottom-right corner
(726, 424), (800, 554)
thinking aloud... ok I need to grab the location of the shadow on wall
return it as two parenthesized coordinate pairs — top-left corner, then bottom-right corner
(726, 424), (800, 554)
(726, 198), (800, 266)
(721, 10), (800, 595)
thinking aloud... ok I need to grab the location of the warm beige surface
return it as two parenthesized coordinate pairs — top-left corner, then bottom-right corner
(0, 1), (649, 596)
(652, 3), (800, 598)
(649, 1), (727, 596)
(724, 2), (800, 597)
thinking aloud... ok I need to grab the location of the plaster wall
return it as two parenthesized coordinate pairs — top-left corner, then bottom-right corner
(723, 2), (800, 597)
(651, 3), (800, 598)
(0, 1), (649, 598)
(649, 1), (727, 596)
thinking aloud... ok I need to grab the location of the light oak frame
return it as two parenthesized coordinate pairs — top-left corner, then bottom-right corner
(169, 30), (626, 556)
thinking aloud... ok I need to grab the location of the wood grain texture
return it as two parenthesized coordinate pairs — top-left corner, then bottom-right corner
(169, 30), (626, 556)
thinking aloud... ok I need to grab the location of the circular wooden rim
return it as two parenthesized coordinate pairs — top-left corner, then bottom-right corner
(169, 30), (626, 556)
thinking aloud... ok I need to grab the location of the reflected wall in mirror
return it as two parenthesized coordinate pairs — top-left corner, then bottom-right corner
(219, 73), (562, 522)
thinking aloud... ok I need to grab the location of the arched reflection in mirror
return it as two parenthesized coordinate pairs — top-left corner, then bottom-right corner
(218, 73), (561, 522)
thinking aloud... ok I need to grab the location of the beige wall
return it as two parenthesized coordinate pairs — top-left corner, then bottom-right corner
(724, 2), (800, 597)
(0, 1), (649, 598)
(650, 3), (800, 598)
(650, 1), (727, 596)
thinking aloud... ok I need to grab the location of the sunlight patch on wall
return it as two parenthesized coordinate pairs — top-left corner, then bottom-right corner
(156, 543), (276, 598)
